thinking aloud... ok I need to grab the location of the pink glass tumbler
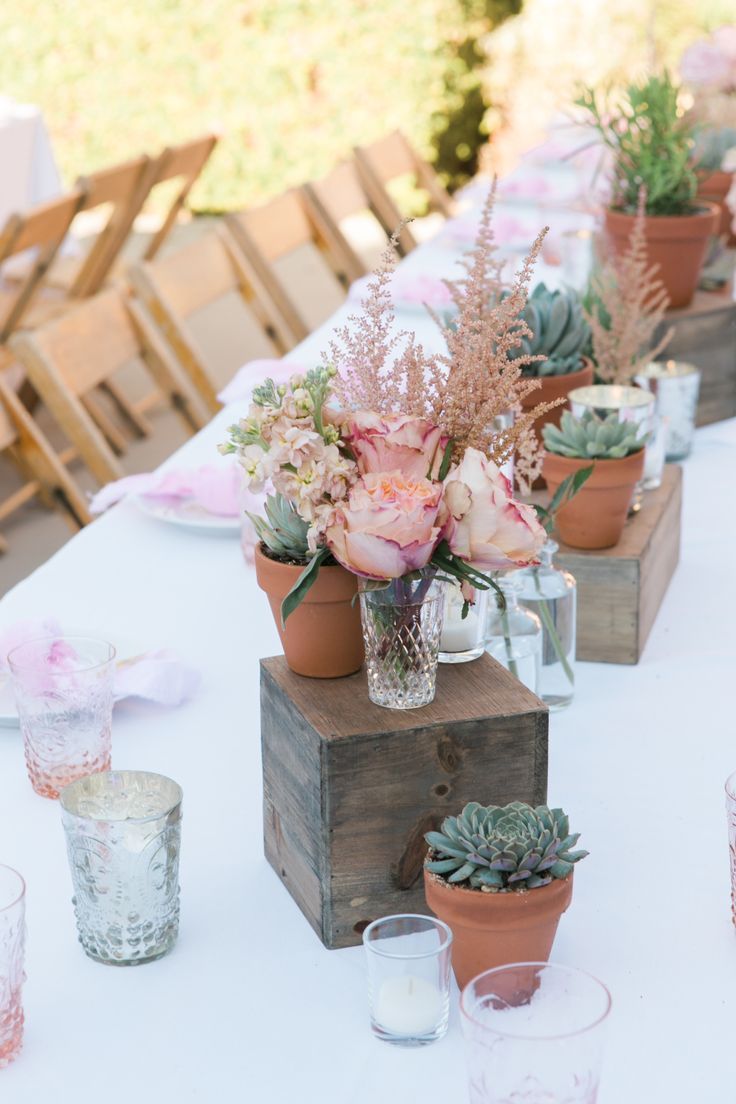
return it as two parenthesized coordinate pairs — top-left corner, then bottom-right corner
(8, 636), (115, 799)
(0, 866), (25, 1067)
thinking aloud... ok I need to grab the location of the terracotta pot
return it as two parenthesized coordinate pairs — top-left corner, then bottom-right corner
(697, 171), (735, 245)
(424, 869), (574, 990)
(543, 449), (645, 550)
(604, 204), (719, 309)
(254, 544), (364, 678)
(521, 361), (595, 484)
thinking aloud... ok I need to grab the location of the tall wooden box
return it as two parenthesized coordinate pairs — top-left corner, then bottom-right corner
(654, 283), (736, 426)
(261, 654), (548, 949)
(555, 465), (682, 665)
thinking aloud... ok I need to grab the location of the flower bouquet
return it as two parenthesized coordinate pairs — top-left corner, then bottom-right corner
(223, 189), (560, 708)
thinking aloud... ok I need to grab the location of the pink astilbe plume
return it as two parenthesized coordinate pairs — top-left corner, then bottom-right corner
(586, 190), (672, 384)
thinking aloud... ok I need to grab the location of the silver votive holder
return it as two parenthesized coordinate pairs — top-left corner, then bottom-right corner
(635, 360), (701, 461)
(568, 384), (657, 506)
(60, 770), (182, 966)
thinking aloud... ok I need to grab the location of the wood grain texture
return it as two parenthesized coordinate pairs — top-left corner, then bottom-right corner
(552, 465), (682, 664)
(261, 653), (548, 949)
(654, 280), (736, 427)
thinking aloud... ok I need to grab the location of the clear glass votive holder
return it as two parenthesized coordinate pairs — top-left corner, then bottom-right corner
(363, 914), (452, 1047)
(439, 583), (489, 664)
(461, 963), (612, 1104)
(8, 636), (115, 799)
(641, 414), (667, 491)
(60, 770), (182, 966)
(0, 866), (25, 1068)
(635, 360), (701, 461)
(569, 384), (655, 510)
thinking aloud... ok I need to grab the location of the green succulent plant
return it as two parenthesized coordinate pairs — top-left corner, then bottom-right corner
(425, 801), (588, 892)
(247, 493), (310, 562)
(511, 283), (591, 377)
(543, 410), (646, 460)
(694, 126), (736, 174)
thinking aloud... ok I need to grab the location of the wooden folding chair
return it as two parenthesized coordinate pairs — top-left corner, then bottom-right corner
(353, 130), (456, 255)
(129, 225), (295, 415)
(301, 160), (381, 271)
(0, 191), (85, 343)
(10, 288), (208, 486)
(141, 134), (219, 262)
(225, 188), (360, 342)
(0, 374), (90, 551)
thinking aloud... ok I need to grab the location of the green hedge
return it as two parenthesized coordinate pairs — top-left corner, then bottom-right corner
(0, 0), (521, 212)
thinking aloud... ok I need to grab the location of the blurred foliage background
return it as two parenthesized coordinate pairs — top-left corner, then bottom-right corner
(0, 0), (733, 212)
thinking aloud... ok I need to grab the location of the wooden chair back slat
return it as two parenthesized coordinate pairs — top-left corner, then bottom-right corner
(305, 160), (373, 225)
(0, 190), (85, 341)
(135, 229), (238, 319)
(230, 191), (316, 262)
(142, 134), (219, 262)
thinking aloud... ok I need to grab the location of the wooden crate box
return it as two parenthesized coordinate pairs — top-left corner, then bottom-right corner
(555, 464), (682, 665)
(261, 654), (548, 949)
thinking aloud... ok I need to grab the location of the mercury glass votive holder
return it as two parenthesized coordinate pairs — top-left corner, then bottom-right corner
(363, 914), (452, 1047)
(8, 636), (115, 799)
(0, 866), (25, 1068)
(60, 771), (182, 966)
(461, 963), (612, 1104)
(635, 360), (701, 461)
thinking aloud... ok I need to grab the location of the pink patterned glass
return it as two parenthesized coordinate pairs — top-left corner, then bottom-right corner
(8, 636), (115, 799)
(0, 866), (25, 1068)
(460, 963), (611, 1104)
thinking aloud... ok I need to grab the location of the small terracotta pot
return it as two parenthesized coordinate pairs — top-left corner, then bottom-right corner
(543, 449), (645, 550)
(254, 544), (364, 678)
(424, 869), (574, 990)
(697, 171), (735, 245)
(604, 204), (719, 309)
(521, 359), (595, 442)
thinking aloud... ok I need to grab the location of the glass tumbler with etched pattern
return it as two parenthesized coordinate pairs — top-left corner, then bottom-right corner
(461, 963), (611, 1104)
(0, 865), (25, 1068)
(8, 636), (115, 799)
(60, 771), (182, 966)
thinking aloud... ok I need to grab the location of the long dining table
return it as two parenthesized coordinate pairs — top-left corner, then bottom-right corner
(1, 160), (736, 1102)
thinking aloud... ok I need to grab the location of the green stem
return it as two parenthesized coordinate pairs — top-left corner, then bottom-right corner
(533, 568), (574, 686)
(499, 603), (519, 680)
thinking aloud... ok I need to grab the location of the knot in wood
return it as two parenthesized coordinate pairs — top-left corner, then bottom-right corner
(436, 733), (462, 774)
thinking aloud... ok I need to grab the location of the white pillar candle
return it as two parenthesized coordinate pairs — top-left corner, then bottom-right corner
(440, 608), (480, 652)
(373, 975), (444, 1036)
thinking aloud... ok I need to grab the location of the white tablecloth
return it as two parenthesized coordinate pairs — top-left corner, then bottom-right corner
(0, 98), (62, 224)
(1, 176), (736, 1101)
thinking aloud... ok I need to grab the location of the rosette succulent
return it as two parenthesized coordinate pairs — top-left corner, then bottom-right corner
(425, 801), (588, 892)
(247, 493), (310, 561)
(509, 283), (591, 377)
(543, 410), (645, 460)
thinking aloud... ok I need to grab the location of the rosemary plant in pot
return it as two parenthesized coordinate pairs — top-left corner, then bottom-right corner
(542, 410), (646, 549)
(424, 801), (588, 988)
(578, 71), (718, 308)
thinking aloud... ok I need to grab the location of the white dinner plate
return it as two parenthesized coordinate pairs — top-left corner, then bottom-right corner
(132, 495), (241, 535)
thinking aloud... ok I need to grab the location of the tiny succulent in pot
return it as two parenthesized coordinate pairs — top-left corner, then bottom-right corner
(543, 410), (645, 460)
(248, 493), (312, 563)
(425, 800), (588, 892)
(509, 283), (591, 377)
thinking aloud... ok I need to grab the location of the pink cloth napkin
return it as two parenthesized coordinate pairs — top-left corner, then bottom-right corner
(217, 358), (307, 405)
(0, 620), (200, 707)
(89, 463), (242, 517)
(348, 273), (454, 308)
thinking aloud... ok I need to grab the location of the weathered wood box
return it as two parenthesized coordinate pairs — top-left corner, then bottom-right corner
(261, 654), (548, 949)
(654, 283), (736, 426)
(554, 464), (682, 665)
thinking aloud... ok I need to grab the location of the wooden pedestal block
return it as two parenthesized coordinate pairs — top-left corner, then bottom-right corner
(555, 465), (682, 665)
(261, 654), (548, 949)
(654, 281), (736, 426)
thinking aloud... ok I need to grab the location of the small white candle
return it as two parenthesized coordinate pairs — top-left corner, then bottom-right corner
(373, 975), (444, 1036)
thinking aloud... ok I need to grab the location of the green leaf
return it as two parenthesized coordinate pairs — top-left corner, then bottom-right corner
(437, 438), (454, 481)
(546, 464), (594, 528)
(280, 547), (330, 627)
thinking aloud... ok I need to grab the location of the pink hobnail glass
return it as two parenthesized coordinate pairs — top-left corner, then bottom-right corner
(460, 963), (611, 1103)
(0, 866), (25, 1068)
(8, 636), (115, 799)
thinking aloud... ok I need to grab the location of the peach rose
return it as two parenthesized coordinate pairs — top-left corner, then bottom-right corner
(343, 412), (446, 480)
(442, 448), (545, 569)
(326, 471), (443, 579)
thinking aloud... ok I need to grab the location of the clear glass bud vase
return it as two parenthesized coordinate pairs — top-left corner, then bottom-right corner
(359, 571), (445, 710)
(485, 576), (542, 694)
(515, 539), (576, 711)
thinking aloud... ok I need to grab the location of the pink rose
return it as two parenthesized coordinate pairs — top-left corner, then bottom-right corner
(343, 412), (446, 480)
(326, 471), (443, 579)
(442, 448), (545, 569)
(680, 38), (734, 89)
